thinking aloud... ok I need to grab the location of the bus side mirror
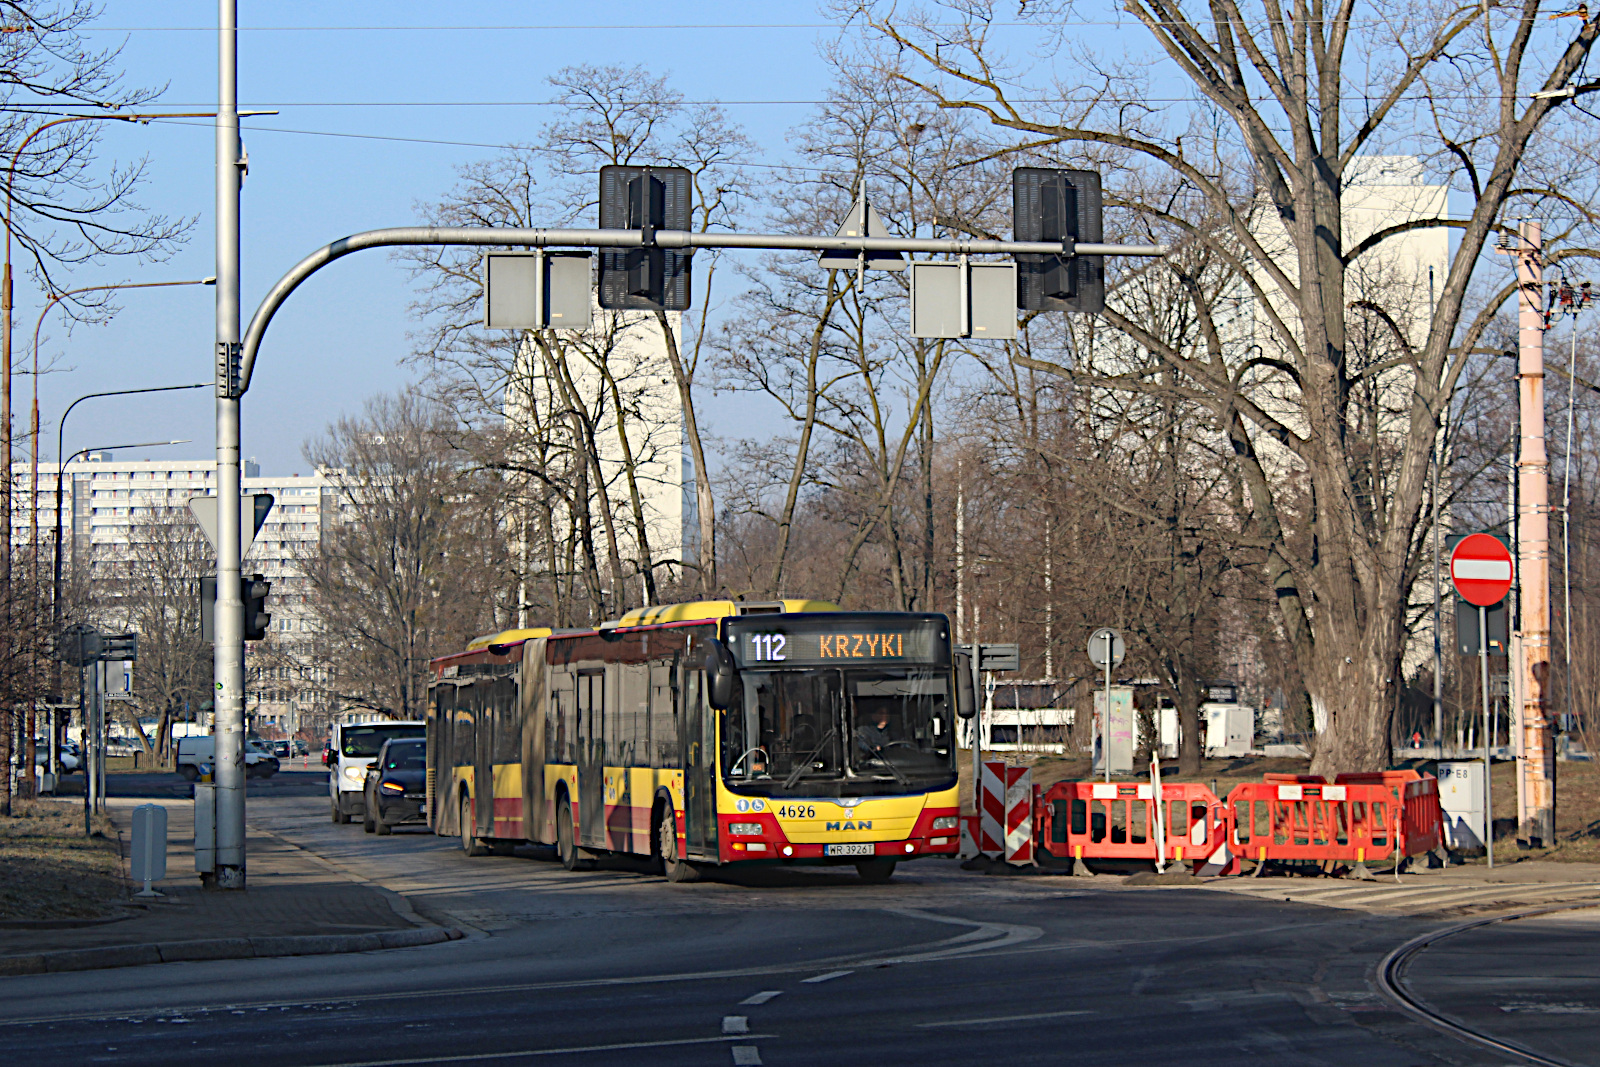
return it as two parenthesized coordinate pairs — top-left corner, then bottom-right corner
(705, 639), (738, 710)
(955, 653), (977, 719)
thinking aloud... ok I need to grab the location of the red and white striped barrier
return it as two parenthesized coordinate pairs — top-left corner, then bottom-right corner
(980, 761), (1033, 865)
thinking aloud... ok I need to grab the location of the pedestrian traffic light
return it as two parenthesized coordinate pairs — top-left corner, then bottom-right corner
(597, 164), (693, 311)
(1012, 167), (1104, 313)
(244, 574), (271, 641)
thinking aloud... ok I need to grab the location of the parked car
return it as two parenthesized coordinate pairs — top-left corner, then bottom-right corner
(327, 720), (425, 823)
(175, 736), (280, 780)
(292, 739), (309, 756)
(271, 740), (292, 758)
(33, 742), (80, 773)
(362, 737), (427, 835)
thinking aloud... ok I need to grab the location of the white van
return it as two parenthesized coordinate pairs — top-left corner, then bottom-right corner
(327, 720), (425, 823)
(175, 736), (280, 781)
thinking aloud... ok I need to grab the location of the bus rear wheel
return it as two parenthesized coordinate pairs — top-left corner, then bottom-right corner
(856, 859), (897, 883)
(459, 794), (487, 856)
(659, 811), (699, 883)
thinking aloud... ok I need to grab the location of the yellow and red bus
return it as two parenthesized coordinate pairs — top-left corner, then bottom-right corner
(426, 600), (972, 881)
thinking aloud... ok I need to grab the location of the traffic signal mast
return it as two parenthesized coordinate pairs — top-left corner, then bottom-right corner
(206, 164), (1163, 890)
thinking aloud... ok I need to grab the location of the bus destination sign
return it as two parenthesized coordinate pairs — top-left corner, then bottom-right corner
(726, 614), (949, 669)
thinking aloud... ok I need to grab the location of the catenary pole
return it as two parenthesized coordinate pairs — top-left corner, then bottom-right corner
(212, 0), (246, 890)
(1513, 220), (1555, 849)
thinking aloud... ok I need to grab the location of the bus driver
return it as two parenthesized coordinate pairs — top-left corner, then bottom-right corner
(856, 706), (893, 762)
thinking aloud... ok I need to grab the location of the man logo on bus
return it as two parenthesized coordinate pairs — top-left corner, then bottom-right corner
(825, 820), (872, 831)
(818, 633), (904, 657)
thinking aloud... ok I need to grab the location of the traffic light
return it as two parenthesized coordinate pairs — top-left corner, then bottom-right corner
(597, 164), (693, 311)
(200, 575), (216, 643)
(1012, 167), (1104, 313)
(244, 573), (271, 641)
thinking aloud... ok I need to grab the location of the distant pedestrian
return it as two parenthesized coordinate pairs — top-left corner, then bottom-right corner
(1411, 730), (1422, 749)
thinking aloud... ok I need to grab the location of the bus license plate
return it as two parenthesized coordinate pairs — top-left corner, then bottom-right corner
(825, 843), (873, 857)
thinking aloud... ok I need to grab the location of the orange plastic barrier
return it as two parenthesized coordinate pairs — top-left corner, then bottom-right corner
(1334, 771), (1445, 858)
(1035, 781), (1227, 867)
(1227, 780), (1399, 865)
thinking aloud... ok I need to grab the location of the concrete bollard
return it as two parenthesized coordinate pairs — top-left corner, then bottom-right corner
(130, 803), (168, 897)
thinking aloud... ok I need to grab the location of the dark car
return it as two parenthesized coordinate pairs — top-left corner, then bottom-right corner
(363, 738), (427, 835)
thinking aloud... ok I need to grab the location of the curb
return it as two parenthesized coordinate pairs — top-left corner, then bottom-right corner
(0, 925), (464, 977)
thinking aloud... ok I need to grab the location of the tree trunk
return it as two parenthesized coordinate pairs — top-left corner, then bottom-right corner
(656, 311), (717, 596)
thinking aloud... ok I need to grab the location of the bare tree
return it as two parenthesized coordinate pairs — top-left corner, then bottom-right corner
(855, 0), (1600, 772)
(302, 394), (505, 720)
(90, 511), (210, 764)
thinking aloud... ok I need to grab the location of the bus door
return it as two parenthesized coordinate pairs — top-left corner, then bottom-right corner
(521, 646), (548, 844)
(475, 679), (498, 839)
(577, 669), (605, 849)
(681, 668), (718, 860)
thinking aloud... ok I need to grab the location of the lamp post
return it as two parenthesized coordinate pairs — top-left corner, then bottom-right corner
(42, 435), (189, 800)
(50, 390), (205, 627)
(0, 113), (219, 587)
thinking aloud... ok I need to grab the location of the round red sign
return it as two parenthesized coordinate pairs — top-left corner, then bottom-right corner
(1449, 532), (1514, 607)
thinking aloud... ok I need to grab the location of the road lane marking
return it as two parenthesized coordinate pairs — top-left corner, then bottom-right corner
(802, 970), (853, 983)
(731, 1047), (763, 1065)
(740, 991), (783, 1005)
(294, 1033), (778, 1066)
(722, 1016), (749, 1034)
(916, 1008), (1094, 1028)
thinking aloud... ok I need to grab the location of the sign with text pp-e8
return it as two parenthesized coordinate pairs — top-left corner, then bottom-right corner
(725, 613), (950, 669)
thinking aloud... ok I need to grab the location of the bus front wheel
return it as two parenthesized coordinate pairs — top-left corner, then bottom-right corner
(556, 800), (594, 871)
(659, 811), (699, 883)
(856, 859), (896, 883)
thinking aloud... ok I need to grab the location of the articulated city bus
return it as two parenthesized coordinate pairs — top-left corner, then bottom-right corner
(426, 600), (974, 881)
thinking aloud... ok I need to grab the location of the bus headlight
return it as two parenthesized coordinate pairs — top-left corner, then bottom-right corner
(931, 816), (958, 831)
(729, 822), (762, 836)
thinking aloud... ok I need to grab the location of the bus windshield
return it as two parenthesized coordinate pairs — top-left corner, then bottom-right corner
(722, 667), (955, 798)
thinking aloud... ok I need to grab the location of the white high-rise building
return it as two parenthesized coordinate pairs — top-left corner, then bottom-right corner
(12, 454), (340, 733)
(504, 308), (699, 612)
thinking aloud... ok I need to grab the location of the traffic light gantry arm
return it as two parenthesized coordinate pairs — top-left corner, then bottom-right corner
(237, 225), (1165, 395)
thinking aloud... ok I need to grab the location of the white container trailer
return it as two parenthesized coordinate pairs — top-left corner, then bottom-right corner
(1202, 703), (1255, 758)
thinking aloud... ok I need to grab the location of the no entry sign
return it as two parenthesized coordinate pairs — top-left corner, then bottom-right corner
(1450, 532), (1514, 607)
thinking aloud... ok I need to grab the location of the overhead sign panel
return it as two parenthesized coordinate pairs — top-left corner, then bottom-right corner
(909, 260), (1017, 339)
(484, 251), (592, 331)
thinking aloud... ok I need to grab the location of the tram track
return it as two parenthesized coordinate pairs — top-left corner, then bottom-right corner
(1376, 899), (1600, 1067)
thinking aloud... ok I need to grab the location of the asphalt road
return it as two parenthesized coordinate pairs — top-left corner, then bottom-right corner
(2, 782), (1595, 1065)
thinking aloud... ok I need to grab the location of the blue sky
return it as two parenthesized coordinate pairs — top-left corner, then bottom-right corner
(34, 1), (846, 472)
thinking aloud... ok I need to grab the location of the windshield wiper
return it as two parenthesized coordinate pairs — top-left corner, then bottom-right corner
(868, 749), (911, 787)
(783, 728), (836, 789)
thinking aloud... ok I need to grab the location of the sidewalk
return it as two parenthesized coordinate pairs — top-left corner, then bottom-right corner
(0, 797), (460, 975)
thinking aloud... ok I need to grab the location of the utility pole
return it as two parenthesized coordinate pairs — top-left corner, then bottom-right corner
(1508, 220), (1556, 848)
(211, 0), (247, 889)
(1429, 266), (1444, 758)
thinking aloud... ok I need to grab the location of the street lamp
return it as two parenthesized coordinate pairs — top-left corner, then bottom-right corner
(0, 105), (273, 580)
(50, 390), (205, 627)
(28, 278), (216, 563)
(33, 434), (189, 803)
(0, 112), (217, 583)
